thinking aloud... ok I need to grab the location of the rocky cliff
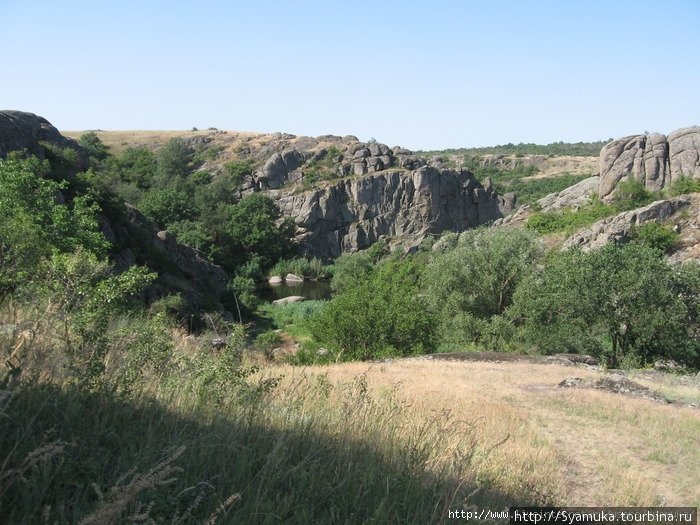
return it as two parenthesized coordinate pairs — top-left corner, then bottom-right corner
(562, 195), (696, 259)
(0, 110), (86, 162)
(276, 167), (515, 259)
(0, 110), (229, 311)
(599, 127), (700, 200)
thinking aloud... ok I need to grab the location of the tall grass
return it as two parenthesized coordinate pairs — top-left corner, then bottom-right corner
(1, 299), (546, 523)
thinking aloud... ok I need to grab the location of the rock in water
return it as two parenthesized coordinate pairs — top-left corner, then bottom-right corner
(272, 295), (306, 305)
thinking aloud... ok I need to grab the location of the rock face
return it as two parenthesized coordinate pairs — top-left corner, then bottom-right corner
(0, 110), (229, 311)
(562, 195), (692, 252)
(277, 167), (515, 259)
(103, 205), (230, 310)
(536, 176), (600, 211)
(599, 127), (700, 200)
(0, 110), (87, 164)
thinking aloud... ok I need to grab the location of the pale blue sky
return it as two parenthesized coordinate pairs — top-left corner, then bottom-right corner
(2, 0), (698, 149)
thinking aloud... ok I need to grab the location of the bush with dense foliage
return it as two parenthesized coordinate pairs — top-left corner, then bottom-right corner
(309, 257), (436, 360)
(512, 243), (699, 367)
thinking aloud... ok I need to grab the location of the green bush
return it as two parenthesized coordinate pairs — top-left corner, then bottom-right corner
(78, 132), (109, 161)
(112, 146), (157, 189)
(223, 159), (256, 184)
(629, 222), (679, 254)
(512, 243), (698, 367)
(526, 198), (614, 234)
(0, 155), (109, 293)
(669, 175), (700, 196)
(613, 179), (654, 208)
(139, 188), (197, 228)
(309, 258), (436, 360)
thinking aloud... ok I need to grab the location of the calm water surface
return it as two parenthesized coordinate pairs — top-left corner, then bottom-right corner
(260, 280), (333, 301)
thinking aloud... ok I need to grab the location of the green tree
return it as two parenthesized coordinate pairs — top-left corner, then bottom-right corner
(309, 258), (436, 360)
(139, 188), (197, 229)
(513, 243), (696, 367)
(115, 146), (158, 188)
(156, 138), (192, 185)
(78, 132), (109, 160)
(223, 193), (294, 269)
(424, 228), (542, 318)
(0, 154), (109, 293)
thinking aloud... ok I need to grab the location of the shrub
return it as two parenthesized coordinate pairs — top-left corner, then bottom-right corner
(613, 179), (654, 208)
(113, 146), (157, 189)
(629, 222), (678, 254)
(309, 258), (436, 360)
(139, 188), (197, 228)
(223, 159), (256, 184)
(669, 175), (700, 196)
(512, 243), (697, 367)
(0, 155), (109, 293)
(78, 132), (109, 161)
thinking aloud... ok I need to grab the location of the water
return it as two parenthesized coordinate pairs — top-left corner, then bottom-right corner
(260, 280), (333, 302)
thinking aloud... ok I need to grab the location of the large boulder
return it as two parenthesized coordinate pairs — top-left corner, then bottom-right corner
(536, 176), (599, 211)
(668, 127), (700, 180)
(0, 110), (87, 164)
(562, 195), (692, 252)
(599, 134), (648, 199)
(598, 127), (700, 199)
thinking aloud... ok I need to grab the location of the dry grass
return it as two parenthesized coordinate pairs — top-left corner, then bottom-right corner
(263, 358), (700, 507)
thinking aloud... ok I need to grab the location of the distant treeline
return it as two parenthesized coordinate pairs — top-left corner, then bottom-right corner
(421, 139), (611, 158)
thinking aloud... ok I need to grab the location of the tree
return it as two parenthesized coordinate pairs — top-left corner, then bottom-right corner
(115, 146), (157, 189)
(424, 228), (542, 318)
(156, 138), (192, 185)
(0, 154), (109, 293)
(139, 188), (197, 229)
(78, 132), (109, 161)
(513, 243), (697, 367)
(309, 257), (436, 360)
(223, 193), (294, 269)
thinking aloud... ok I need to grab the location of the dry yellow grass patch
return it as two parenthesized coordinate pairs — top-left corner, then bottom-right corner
(265, 358), (700, 507)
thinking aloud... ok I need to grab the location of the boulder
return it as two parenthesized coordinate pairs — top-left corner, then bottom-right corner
(563, 195), (692, 251)
(0, 110), (87, 165)
(268, 276), (283, 284)
(272, 295), (306, 305)
(285, 273), (304, 282)
(536, 176), (599, 211)
(668, 127), (700, 180)
(598, 126), (700, 199)
(599, 134), (647, 200)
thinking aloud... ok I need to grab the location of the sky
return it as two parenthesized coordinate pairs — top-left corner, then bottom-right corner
(1, 0), (699, 150)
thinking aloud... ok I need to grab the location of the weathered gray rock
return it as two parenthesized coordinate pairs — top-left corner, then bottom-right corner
(256, 148), (306, 189)
(277, 166), (514, 259)
(668, 127), (700, 180)
(353, 161), (367, 175)
(643, 133), (669, 192)
(285, 273), (304, 283)
(536, 176), (600, 211)
(268, 276), (283, 284)
(599, 134), (647, 199)
(563, 195), (692, 251)
(0, 110), (87, 164)
(272, 295), (306, 305)
(598, 127), (700, 199)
